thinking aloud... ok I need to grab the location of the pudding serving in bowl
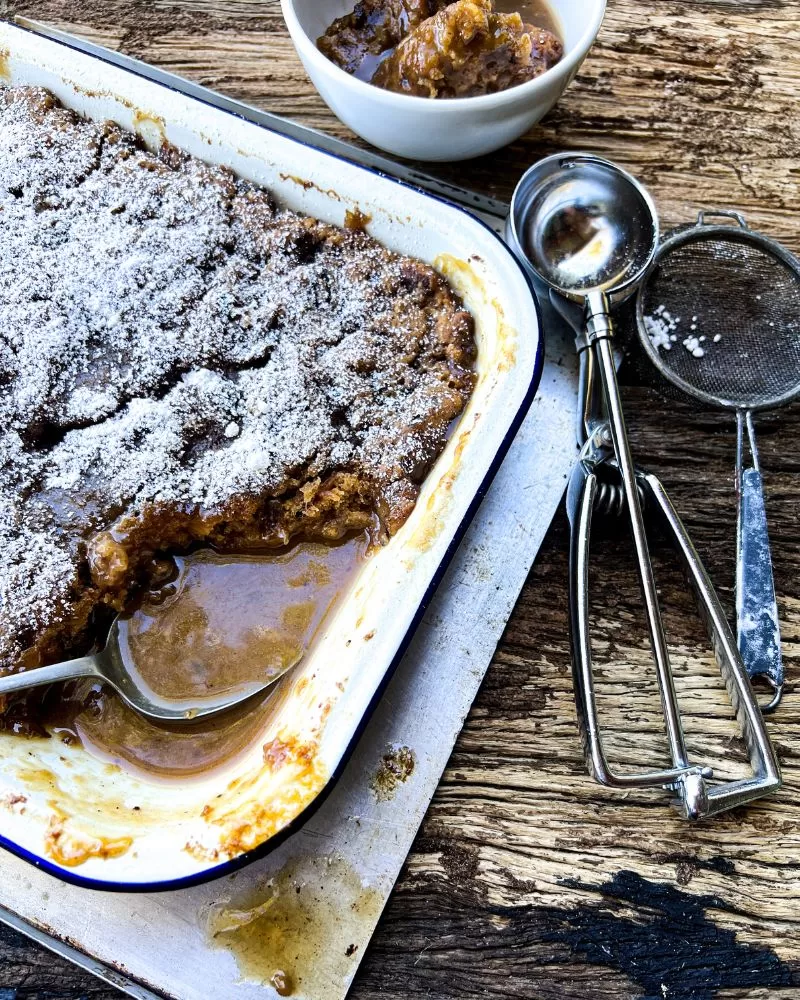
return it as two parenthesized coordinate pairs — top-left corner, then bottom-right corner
(282, 0), (606, 160)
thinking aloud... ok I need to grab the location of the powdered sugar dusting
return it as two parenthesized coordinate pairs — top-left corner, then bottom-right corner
(644, 305), (721, 360)
(0, 86), (476, 672)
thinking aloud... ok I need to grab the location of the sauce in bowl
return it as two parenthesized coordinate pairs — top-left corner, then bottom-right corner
(497, 0), (560, 35)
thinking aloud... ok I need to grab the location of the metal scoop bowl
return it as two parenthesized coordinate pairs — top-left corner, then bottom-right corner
(0, 612), (299, 723)
(506, 153), (781, 819)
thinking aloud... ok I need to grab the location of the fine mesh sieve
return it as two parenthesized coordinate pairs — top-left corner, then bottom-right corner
(637, 211), (800, 411)
(635, 210), (800, 709)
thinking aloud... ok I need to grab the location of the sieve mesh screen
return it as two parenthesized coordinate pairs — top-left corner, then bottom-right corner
(637, 232), (800, 410)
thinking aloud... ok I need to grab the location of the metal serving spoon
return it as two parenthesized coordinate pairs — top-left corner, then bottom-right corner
(0, 614), (300, 723)
(506, 153), (781, 819)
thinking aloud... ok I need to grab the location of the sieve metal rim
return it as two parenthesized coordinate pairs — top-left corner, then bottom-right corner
(634, 210), (800, 413)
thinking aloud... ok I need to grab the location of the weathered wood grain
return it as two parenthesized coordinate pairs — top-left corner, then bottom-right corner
(1, 0), (800, 996)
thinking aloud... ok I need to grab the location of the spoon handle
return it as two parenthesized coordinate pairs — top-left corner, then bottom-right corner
(0, 656), (104, 695)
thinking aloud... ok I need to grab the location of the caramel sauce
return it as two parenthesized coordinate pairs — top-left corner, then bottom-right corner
(48, 534), (369, 780)
(343, 207), (373, 232)
(120, 545), (351, 700)
(207, 855), (381, 993)
(354, 50), (393, 83)
(45, 815), (133, 868)
(496, 0), (561, 35)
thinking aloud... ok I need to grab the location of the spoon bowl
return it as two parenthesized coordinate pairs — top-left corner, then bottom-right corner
(0, 614), (300, 723)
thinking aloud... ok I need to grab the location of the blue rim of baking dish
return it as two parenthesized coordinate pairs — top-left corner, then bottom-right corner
(1, 22), (546, 892)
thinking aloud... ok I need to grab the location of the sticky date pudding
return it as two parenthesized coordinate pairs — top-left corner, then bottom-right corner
(318, 0), (563, 98)
(0, 86), (477, 724)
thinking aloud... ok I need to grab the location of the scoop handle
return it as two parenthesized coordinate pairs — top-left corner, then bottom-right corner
(0, 656), (104, 696)
(737, 412), (783, 711)
(586, 291), (691, 775)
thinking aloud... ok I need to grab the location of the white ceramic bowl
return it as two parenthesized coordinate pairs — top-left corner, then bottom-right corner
(281, 0), (606, 161)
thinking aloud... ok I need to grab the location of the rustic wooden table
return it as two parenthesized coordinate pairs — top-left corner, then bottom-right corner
(1, 1), (799, 997)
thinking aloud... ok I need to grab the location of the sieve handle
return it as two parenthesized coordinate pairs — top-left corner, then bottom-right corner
(696, 209), (748, 229)
(736, 412), (783, 711)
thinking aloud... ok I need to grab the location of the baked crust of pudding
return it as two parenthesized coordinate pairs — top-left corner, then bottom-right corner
(0, 86), (476, 683)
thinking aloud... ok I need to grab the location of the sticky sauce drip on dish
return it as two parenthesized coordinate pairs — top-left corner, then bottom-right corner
(48, 534), (369, 779)
(207, 854), (383, 994)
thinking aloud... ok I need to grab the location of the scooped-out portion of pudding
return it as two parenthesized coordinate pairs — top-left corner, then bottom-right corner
(0, 85), (477, 700)
(318, 0), (563, 98)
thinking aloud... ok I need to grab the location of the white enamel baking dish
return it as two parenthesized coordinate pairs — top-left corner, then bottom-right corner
(0, 21), (542, 890)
